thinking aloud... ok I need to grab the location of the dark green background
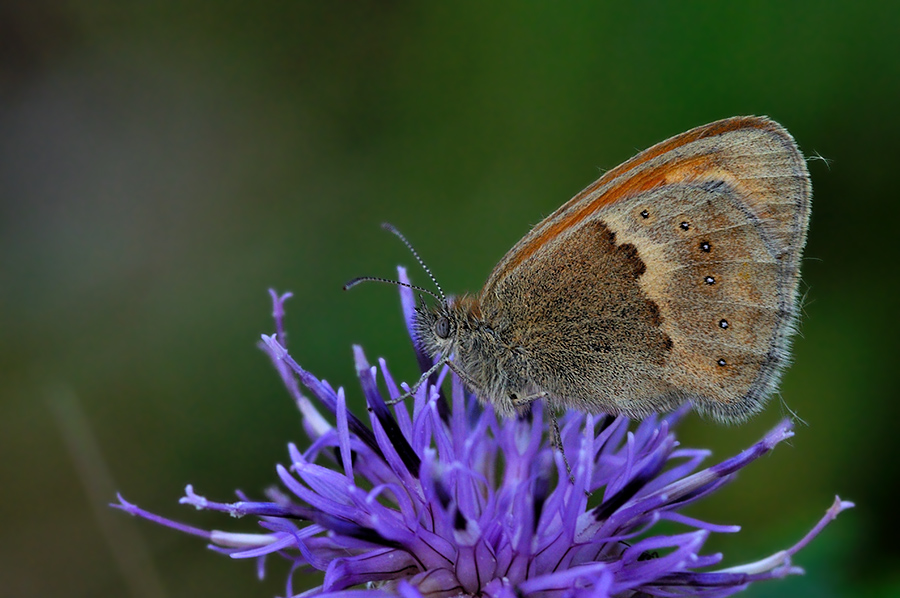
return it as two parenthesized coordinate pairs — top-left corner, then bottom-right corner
(2, 3), (897, 597)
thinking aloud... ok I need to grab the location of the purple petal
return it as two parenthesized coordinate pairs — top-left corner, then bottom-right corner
(354, 345), (421, 475)
(262, 334), (386, 464)
(268, 289), (293, 343)
(714, 495), (853, 575)
(398, 267), (450, 422)
(112, 493), (212, 540)
(324, 549), (419, 591)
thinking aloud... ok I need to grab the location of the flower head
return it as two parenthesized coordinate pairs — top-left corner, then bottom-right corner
(115, 268), (851, 598)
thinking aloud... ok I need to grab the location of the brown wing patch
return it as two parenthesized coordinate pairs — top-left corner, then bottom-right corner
(481, 218), (675, 415)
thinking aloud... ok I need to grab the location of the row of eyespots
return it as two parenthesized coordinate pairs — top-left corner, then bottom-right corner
(718, 314), (730, 367)
(706, 241), (728, 367)
(638, 207), (729, 370)
(699, 228), (727, 367)
(638, 209), (713, 253)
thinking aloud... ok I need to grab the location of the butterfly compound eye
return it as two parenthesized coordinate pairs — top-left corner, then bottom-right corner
(435, 316), (451, 339)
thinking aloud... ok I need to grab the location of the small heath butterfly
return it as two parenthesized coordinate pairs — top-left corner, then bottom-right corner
(351, 116), (811, 426)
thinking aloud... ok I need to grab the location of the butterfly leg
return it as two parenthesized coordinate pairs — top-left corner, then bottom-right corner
(548, 409), (578, 487)
(443, 359), (481, 392)
(385, 356), (448, 406)
(511, 393), (578, 487)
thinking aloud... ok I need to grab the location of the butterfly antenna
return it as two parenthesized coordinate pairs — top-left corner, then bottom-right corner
(343, 276), (442, 301)
(382, 223), (446, 300)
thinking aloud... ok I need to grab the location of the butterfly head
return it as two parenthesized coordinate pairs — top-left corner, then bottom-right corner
(413, 296), (468, 360)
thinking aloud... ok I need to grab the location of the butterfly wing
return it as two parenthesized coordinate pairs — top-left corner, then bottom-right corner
(480, 116), (811, 421)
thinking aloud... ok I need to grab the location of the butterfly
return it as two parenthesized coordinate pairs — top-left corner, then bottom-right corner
(350, 116), (811, 441)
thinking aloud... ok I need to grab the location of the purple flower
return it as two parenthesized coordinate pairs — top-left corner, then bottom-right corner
(114, 267), (852, 598)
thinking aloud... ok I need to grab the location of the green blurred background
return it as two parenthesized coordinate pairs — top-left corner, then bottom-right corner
(1, 2), (897, 597)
